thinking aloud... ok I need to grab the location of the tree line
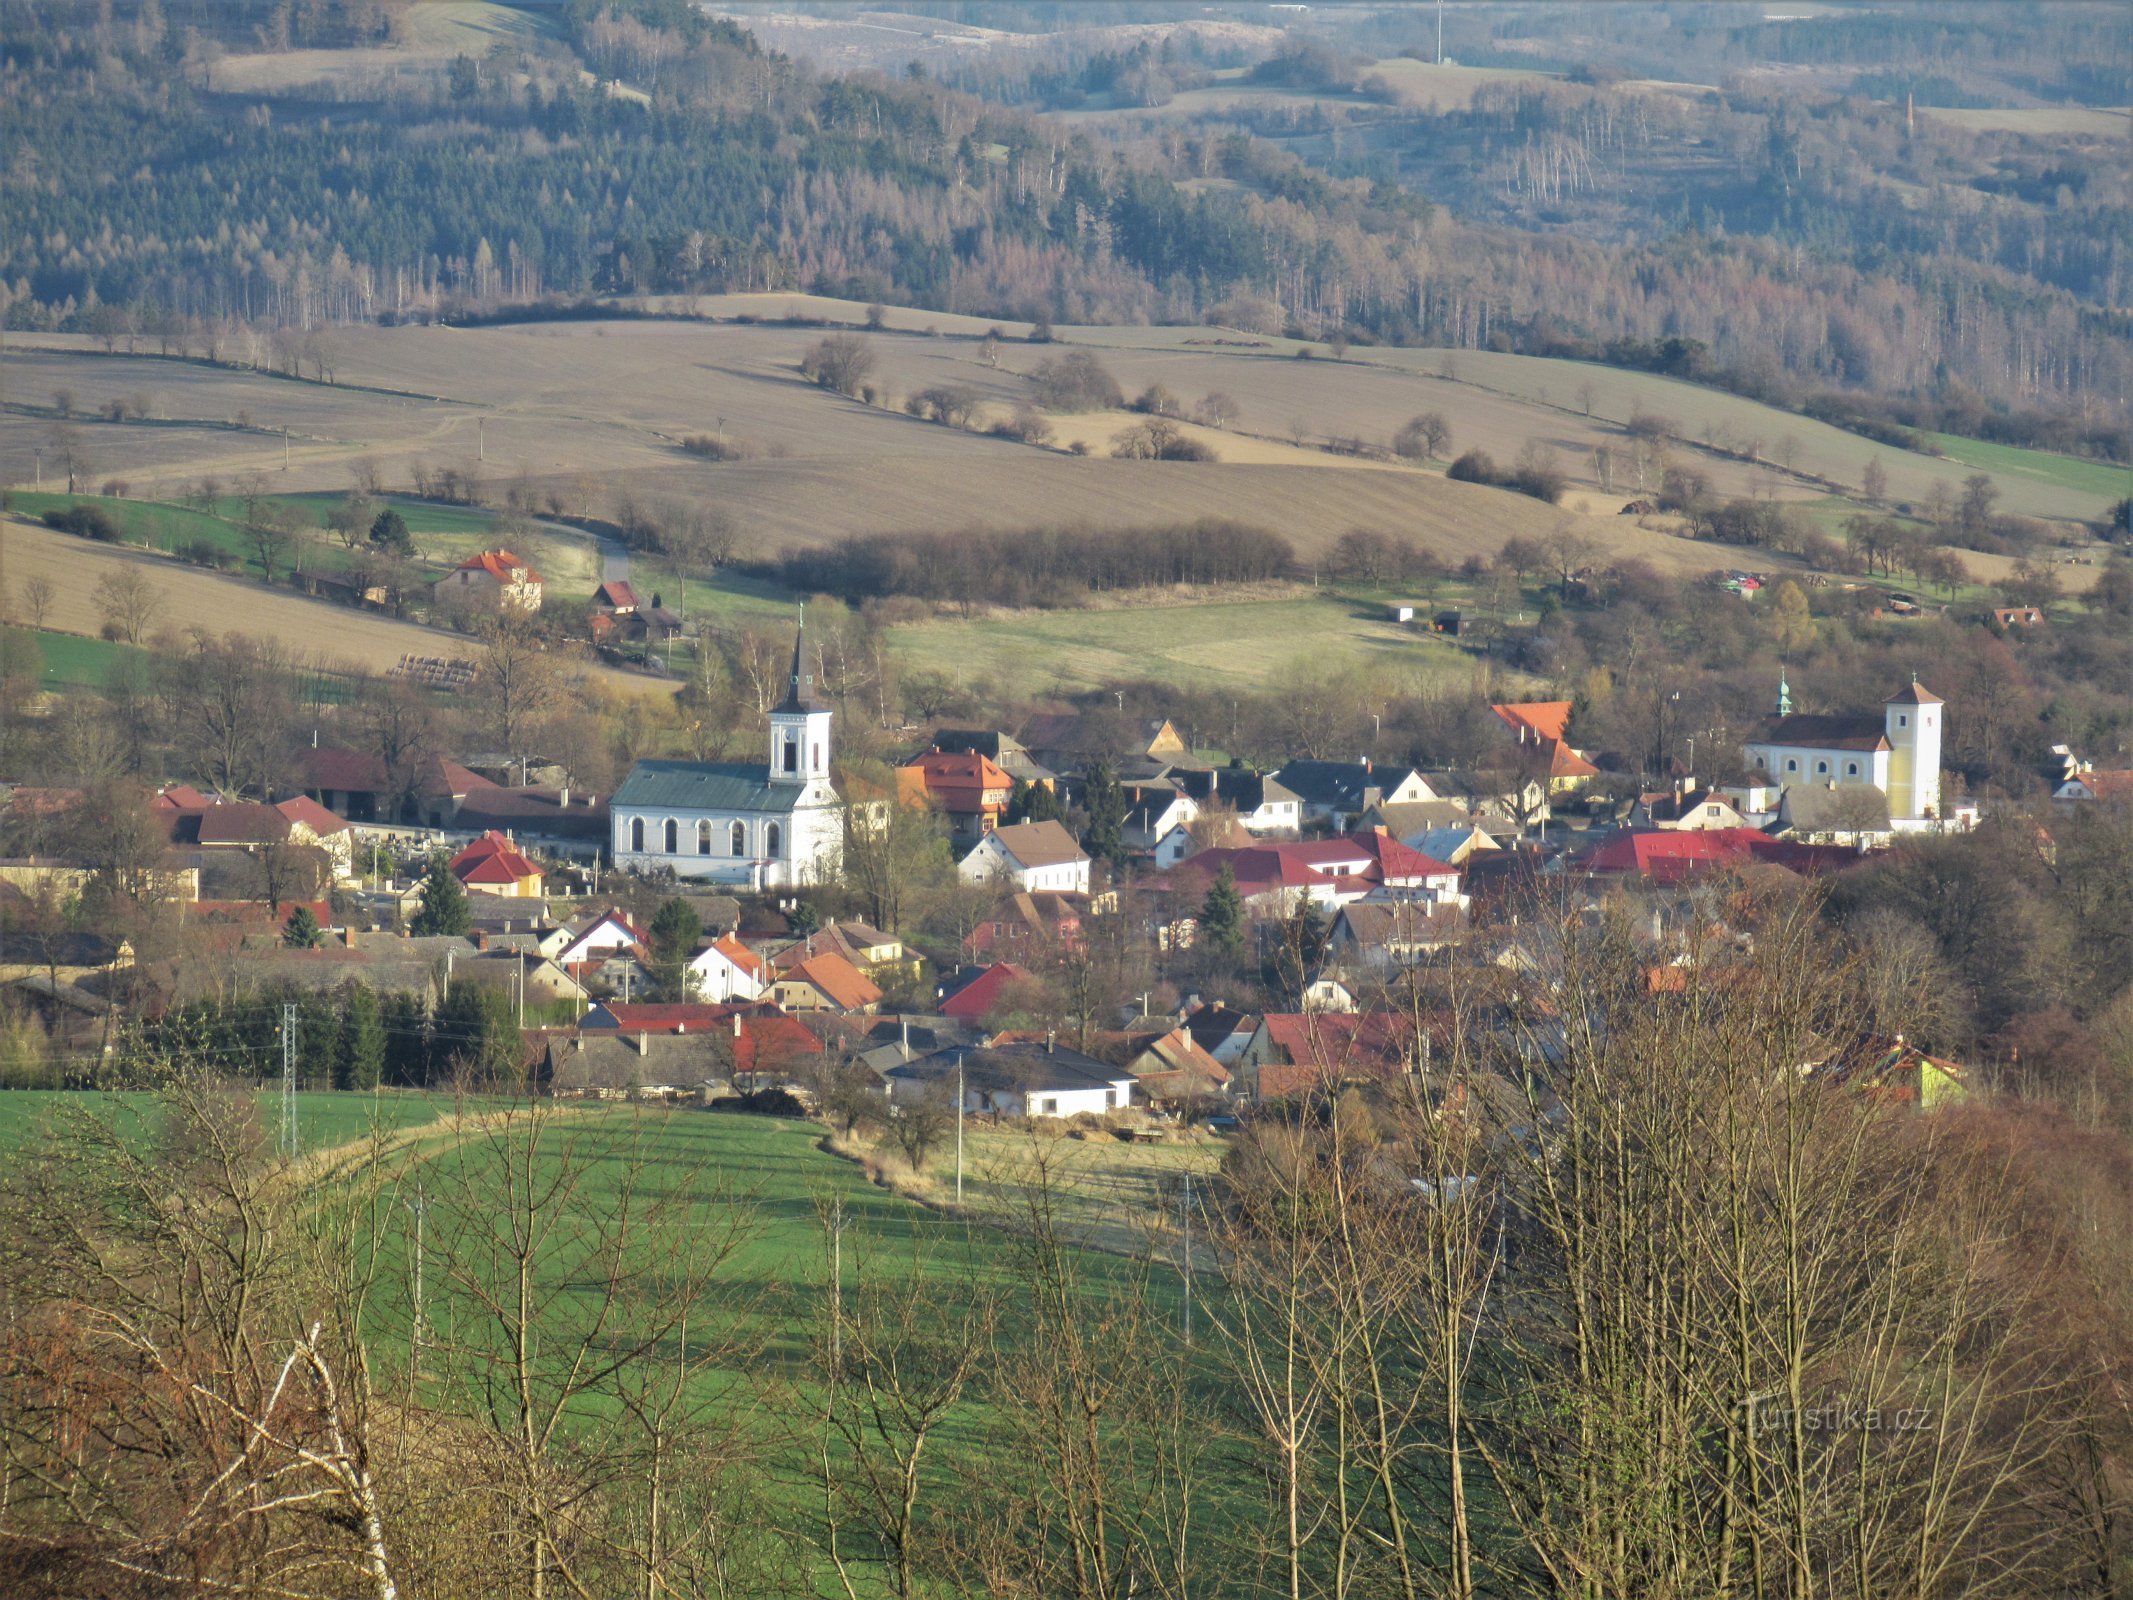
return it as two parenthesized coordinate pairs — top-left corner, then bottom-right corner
(766, 520), (1295, 609)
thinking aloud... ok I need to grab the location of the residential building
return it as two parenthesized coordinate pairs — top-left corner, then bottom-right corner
(770, 950), (882, 1014)
(1233, 1013), (1422, 1103)
(2053, 768), (2133, 804)
(611, 626), (844, 886)
(1169, 769), (1302, 836)
(886, 1042), (1137, 1119)
(929, 729), (1058, 789)
(435, 549), (543, 611)
(448, 832), (544, 899)
(936, 961), (1036, 1023)
(1273, 760), (1435, 829)
(959, 820), (1091, 894)
(687, 932), (769, 1002)
(898, 749), (1015, 845)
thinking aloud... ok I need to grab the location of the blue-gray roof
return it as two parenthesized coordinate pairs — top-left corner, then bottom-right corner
(611, 760), (806, 815)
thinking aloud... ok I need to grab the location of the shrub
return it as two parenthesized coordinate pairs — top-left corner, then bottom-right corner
(988, 406), (1055, 446)
(1446, 450), (1499, 484)
(681, 434), (751, 461)
(42, 504), (120, 541)
(1029, 352), (1122, 413)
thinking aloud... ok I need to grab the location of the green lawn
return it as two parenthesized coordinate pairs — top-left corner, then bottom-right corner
(1921, 434), (2132, 503)
(24, 627), (150, 689)
(886, 590), (1480, 696)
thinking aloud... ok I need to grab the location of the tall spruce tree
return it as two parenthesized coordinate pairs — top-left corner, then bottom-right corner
(1199, 865), (1245, 954)
(647, 898), (703, 1001)
(1082, 760), (1127, 865)
(336, 983), (386, 1092)
(411, 854), (471, 937)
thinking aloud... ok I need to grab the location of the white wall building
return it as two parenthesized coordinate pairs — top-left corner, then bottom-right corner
(1742, 675), (1956, 829)
(958, 820), (1091, 894)
(611, 629), (845, 885)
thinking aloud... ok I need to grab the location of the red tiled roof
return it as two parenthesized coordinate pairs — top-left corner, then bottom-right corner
(780, 951), (882, 1011)
(1884, 680), (1943, 706)
(194, 803), (293, 846)
(1256, 1012), (1419, 1075)
(2064, 769), (2133, 800)
(1492, 701), (1574, 744)
(153, 785), (213, 812)
(901, 750), (1014, 813)
(448, 831), (541, 885)
(454, 549), (543, 587)
(703, 931), (768, 982)
(1571, 828), (1861, 883)
(584, 1002), (747, 1033)
(592, 580), (641, 611)
(274, 794), (350, 836)
(301, 747), (389, 793)
(939, 961), (1034, 1021)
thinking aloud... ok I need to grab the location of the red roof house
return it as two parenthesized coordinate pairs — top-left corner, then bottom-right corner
(448, 831), (545, 897)
(937, 961), (1035, 1022)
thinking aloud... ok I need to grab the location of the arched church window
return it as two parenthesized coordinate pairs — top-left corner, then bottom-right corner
(765, 823), (782, 858)
(731, 821), (746, 856)
(697, 820), (712, 855)
(663, 818), (679, 853)
(630, 817), (645, 852)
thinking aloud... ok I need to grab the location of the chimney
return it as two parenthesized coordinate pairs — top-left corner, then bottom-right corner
(676, 1022), (685, 1035)
(732, 1013), (742, 1037)
(1046, 1029), (1056, 1054)
(559, 785), (570, 808)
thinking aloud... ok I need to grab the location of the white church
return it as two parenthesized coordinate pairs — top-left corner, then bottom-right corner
(1739, 673), (1974, 833)
(610, 627), (847, 886)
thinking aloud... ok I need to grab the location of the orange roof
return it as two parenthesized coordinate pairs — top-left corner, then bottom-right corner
(1492, 701), (1574, 744)
(898, 750), (1015, 812)
(455, 549), (543, 587)
(780, 951), (882, 1011)
(703, 931), (768, 982)
(448, 830), (541, 885)
(274, 794), (350, 835)
(1548, 741), (1600, 779)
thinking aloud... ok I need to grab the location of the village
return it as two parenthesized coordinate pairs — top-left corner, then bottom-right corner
(7, 568), (2114, 1130)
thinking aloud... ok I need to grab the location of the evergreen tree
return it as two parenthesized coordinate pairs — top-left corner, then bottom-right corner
(381, 991), (430, 1086)
(647, 897), (702, 1001)
(432, 983), (521, 1086)
(283, 905), (322, 948)
(297, 992), (340, 1090)
(1008, 780), (1062, 824)
(411, 854), (471, 936)
(1082, 760), (1127, 865)
(336, 983), (386, 1092)
(369, 508), (412, 551)
(1199, 865), (1245, 954)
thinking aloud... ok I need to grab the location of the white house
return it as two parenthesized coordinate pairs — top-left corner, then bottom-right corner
(1121, 783), (1199, 854)
(958, 820), (1091, 894)
(1742, 674), (1955, 829)
(434, 549), (543, 612)
(611, 628), (845, 886)
(1273, 761), (1436, 830)
(886, 1042), (1136, 1119)
(553, 909), (647, 970)
(686, 932), (769, 1002)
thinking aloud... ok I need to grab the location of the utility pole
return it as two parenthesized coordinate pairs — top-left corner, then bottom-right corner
(404, 1187), (429, 1379)
(280, 1002), (299, 1160)
(283, 427), (290, 470)
(955, 1052), (965, 1206)
(478, 416), (486, 462)
(1437, 0), (1445, 64)
(1180, 1168), (1194, 1344)
(829, 1196), (847, 1370)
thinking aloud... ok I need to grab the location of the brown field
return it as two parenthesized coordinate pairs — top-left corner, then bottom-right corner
(1357, 58), (1561, 111)
(207, 1), (553, 93)
(3, 303), (2105, 694)
(1918, 106), (2132, 139)
(0, 517), (667, 698)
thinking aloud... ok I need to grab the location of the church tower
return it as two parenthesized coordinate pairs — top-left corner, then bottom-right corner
(1884, 678), (1943, 821)
(769, 622), (833, 788)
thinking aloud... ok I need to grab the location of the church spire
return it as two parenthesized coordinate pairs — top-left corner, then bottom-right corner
(774, 615), (820, 714)
(1776, 667), (1791, 717)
